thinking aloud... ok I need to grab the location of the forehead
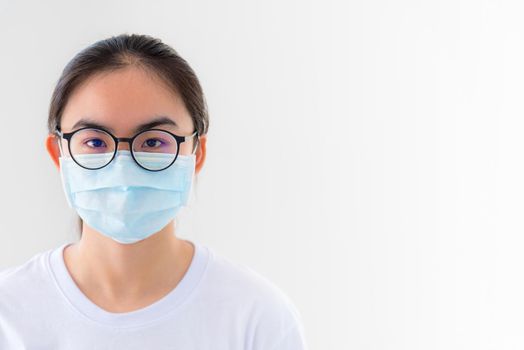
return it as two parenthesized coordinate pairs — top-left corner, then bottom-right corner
(60, 66), (193, 133)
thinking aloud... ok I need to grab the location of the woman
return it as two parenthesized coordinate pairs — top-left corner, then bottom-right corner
(0, 33), (308, 349)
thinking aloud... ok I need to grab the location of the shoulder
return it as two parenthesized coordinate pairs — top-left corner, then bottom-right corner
(0, 247), (54, 298)
(0, 246), (65, 327)
(205, 247), (300, 310)
(202, 246), (307, 349)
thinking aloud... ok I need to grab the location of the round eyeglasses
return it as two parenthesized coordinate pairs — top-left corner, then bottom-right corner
(54, 126), (198, 171)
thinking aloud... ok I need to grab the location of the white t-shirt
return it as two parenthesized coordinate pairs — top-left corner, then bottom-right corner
(0, 240), (308, 349)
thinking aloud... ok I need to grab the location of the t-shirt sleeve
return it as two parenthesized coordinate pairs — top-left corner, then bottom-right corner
(267, 321), (309, 350)
(249, 283), (309, 350)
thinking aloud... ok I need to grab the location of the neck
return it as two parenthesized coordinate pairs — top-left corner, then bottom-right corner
(64, 220), (193, 305)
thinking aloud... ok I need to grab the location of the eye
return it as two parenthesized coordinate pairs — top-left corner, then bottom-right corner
(85, 138), (107, 148)
(142, 138), (165, 148)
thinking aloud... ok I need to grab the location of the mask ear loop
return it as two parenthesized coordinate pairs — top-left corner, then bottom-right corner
(54, 128), (67, 159)
(55, 130), (67, 158)
(57, 137), (65, 157)
(191, 133), (200, 156)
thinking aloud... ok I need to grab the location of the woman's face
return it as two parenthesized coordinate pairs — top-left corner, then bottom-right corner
(58, 66), (197, 159)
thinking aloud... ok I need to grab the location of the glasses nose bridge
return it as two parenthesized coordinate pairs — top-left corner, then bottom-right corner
(115, 137), (133, 151)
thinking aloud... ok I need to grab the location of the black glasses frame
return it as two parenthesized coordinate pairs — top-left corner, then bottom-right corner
(54, 126), (198, 172)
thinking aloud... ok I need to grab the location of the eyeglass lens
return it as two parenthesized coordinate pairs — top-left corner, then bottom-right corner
(68, 128), (179, 170)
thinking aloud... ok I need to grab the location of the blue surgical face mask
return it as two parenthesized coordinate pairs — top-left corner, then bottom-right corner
(58, 150), (196, 244)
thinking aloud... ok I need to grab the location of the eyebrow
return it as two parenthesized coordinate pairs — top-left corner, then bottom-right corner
(70, 115), (178, 134)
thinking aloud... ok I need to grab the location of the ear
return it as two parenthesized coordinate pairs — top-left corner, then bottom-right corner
(45, 133), (61, 170)
(194, 134), (207, 175)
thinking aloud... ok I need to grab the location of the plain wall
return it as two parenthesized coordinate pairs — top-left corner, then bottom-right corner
(2, 0), (523, 349)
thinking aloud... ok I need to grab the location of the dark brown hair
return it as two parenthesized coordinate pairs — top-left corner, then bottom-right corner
(47, 33), (209, 237)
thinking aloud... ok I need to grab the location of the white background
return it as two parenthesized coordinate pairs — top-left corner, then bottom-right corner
(1, 0), (523, 349)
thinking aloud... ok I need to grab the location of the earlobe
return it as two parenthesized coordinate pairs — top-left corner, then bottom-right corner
(45, 134), (61, 170)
